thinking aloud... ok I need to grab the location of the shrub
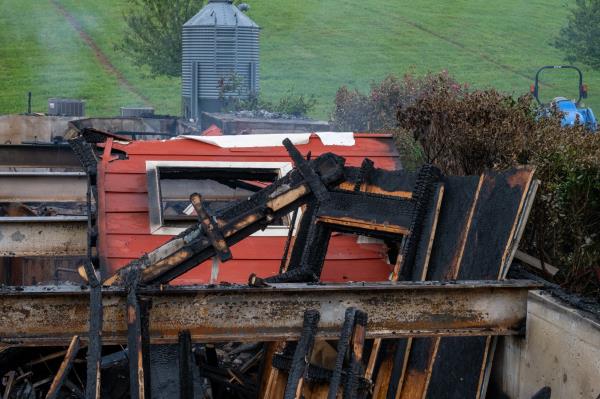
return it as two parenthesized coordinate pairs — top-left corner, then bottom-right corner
(220, 80), (317, 118)
(273, 90), (317, 117)
(330, 72), (462, 132)
(396, 80), (600, 297)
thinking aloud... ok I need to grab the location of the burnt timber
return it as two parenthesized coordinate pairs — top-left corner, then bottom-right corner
(0, 280), (536, 347)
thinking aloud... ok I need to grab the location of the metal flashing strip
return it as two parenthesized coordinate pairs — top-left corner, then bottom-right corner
(178, 132), (355, 148)
(0, 280), (537, 346)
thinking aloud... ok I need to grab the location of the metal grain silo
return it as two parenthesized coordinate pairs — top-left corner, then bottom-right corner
(182, 0), (260, 120)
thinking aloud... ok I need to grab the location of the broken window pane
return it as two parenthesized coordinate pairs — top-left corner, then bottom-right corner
(146, 162), (294, 234)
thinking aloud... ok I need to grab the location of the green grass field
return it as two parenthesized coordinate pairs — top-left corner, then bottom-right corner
(1, 0), (599, 119)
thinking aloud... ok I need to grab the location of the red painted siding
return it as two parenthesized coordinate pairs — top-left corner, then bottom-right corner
(98, 134), (401, 284)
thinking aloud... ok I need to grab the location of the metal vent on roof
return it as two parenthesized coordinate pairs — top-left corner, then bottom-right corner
(181, 0), (260, 120)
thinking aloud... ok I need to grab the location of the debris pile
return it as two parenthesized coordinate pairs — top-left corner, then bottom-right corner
(0, 129), (538, 398)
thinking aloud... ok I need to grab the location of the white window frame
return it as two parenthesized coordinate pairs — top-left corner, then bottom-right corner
(146, 160), (297, 236)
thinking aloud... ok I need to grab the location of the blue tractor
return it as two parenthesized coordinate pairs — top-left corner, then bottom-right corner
(531, 65), (597, 132)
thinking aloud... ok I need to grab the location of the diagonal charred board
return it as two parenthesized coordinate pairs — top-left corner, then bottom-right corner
(283, 138), (330, 202)
(45, 335), (80, 399)
(0, 281), (536, 346)
(107, 150), (346, 285)
(396, 167), (535, 399)
(189, 193), (231, 262)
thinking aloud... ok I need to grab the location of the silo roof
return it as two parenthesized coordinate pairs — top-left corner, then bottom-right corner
(184, 0), (259, 28)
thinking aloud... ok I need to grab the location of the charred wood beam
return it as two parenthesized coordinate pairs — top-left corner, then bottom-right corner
(124, 270), (149, 399)
(0, 217), (87, 257)
(178, 331), (194, 399)
(84, 263), (102, 399)
(0, 281), (537, 346)
(283, 310), (320, 399)
(328, 308), (356, 399)
(343, 310), (368, 399)
(190, 193), (231, 262)
(283, 138), (330, 202)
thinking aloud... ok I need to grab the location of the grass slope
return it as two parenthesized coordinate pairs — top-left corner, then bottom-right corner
(1, 0), (599, 119)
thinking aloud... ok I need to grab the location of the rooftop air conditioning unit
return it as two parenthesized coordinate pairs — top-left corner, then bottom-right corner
(48, 98), (85, 117)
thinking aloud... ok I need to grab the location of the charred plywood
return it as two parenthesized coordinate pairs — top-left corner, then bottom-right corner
(393, 168), (536, 399)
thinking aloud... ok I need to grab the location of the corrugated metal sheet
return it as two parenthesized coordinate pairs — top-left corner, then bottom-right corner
(97, 134), (401, 285)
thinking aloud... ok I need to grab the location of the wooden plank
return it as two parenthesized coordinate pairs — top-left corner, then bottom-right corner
(425, 168), (534, 399)
(259, 342), (285, 399)
(397, 174), (485, 399)
(104, 233), (384, 260)
(104, 173), (148, 193)
(105, 213), (151, 234)
(105, 192), (150, 212)
(514, 250), (559, 276)
(45, 335), (80, 399)
(370, 184), (445, 398)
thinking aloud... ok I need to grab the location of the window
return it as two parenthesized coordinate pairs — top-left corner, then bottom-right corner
(146, 161), (294, 235)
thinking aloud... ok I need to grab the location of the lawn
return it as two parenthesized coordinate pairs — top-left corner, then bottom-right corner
(1, 0), (598, 119)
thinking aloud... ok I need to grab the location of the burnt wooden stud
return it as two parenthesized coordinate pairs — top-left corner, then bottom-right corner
(126, 278), (150, 399)
(84, 260), (102, 399)
(283, 138), (331, 202)
(190, 193), (232, 262)
(45, 335), (81, 399)
(178, 331), (194, 399)
(343, 310), (368, 399)
(328, 308), (357, 399)
(284, 309), (320, 399)
(140, 297), (153, 397)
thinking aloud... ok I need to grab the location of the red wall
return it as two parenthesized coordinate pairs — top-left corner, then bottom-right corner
(97, 134), (401, 284)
